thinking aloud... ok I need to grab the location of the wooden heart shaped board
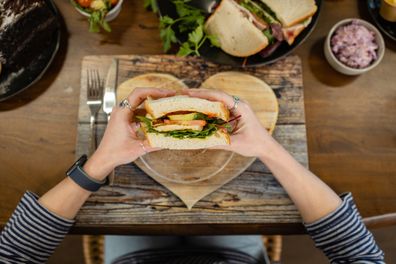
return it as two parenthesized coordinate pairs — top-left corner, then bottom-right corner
(117, 72), (278, 209)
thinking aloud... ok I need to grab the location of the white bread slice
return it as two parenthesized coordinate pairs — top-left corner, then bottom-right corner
(282, 17), (312, 45)
(145, 95), (229, 121)
(145, 130), (230, 150)
(154, 124), (204, 132)
(204, 0), (269, 57)
(260, 0), (317, 27)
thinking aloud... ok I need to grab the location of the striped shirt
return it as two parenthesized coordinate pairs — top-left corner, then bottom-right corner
(0, 192), (385, 264)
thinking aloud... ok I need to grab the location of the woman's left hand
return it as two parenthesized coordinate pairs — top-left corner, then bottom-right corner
(83, 88), (176, 181)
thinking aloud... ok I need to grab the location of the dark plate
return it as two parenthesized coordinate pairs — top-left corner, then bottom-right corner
(0, 0), (61, 102)
(157, 0), (322, 67)
(367, 0), (396, 41)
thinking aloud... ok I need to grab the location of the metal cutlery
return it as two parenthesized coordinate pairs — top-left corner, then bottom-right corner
(102, 59), (119, 185)
(86, 69), (103, 155)
(103, 58), (118, 121)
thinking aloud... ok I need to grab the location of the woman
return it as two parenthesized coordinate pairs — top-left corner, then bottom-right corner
(0, 88), (385, 263)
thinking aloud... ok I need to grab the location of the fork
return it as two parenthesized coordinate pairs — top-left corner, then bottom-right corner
(87, 69), (103, 155)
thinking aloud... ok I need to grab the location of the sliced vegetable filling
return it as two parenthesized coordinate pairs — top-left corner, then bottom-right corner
(136, 112), (233, 139)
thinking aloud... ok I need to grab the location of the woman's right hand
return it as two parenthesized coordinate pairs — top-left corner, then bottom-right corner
(182, 88), (272, 157)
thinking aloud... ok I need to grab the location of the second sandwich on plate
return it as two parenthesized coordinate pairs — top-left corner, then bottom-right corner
(136, 95), (233, 150)
(204, 0), (317, 58)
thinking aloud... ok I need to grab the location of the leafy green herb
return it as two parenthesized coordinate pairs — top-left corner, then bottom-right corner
(193, 113), (209, 121)
(188, 25), (204, 45)
(159, 16), (178, 52)
(173, 0), (200, 17)
(207, 34), (221, 47)
(193, 113), (225, 125)
(154, 0), (220, 55)
(166, 124), (218, 139)
(89, 10), (111, 33)
(144, 0), (158, 13)
(177, 42), (194, 56)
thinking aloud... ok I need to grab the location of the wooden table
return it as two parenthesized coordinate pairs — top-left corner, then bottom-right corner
(0, 0), (395, 234)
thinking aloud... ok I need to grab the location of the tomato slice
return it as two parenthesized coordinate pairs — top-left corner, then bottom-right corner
(77, 0), (92, 8)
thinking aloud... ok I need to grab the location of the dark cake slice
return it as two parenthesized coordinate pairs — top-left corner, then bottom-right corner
(0, 0), (58, 72)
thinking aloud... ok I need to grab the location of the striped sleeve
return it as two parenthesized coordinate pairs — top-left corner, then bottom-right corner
(305, 193), (385, 264)
(0, 191), (74, 264)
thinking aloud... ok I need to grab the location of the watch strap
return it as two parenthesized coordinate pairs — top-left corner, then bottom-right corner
(67, 155), (107, 192)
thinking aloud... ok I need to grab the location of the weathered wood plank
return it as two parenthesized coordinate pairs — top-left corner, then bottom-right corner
(77, 169), (300, 225)
(75, 123), (306, 225)
(78, 55), (305, 125)
(75, 54), (307, 230)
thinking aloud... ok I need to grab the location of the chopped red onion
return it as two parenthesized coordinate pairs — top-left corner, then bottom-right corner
(331, 20), (378, 69)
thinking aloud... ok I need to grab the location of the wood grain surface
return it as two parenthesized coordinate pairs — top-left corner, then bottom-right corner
(114, 70), (279, 209)
(201, 72), (279, 133)
(0, 0), (395, 234)
(115, 71), (277, 209)
(76, 54), (307, 223)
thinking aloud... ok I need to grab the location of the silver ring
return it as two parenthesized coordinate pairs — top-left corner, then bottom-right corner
(139, 142), (148, 154)
(229, 96), (240, 112)
(119, 99), (133, 111)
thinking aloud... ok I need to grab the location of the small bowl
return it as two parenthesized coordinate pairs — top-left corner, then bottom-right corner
(324, 18), (385, 76)
(74, 0), (124, 22)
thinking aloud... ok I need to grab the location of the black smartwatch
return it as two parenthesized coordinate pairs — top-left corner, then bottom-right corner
(66, 155), (107, 192)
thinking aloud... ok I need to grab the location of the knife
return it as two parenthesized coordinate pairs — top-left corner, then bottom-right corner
(103, 58), (118, 185)
(103, 58), (118, 121)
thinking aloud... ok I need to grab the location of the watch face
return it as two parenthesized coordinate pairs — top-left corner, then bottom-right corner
(66, 155), (87, 176)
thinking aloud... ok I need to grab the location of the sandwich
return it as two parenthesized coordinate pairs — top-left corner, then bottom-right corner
(136, 95), (232, 150)
(204, 0), (317, 57)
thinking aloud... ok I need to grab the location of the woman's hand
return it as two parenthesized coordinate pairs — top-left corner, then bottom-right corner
(83, 88), (176, 180)
(182, 88), (272, 157)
